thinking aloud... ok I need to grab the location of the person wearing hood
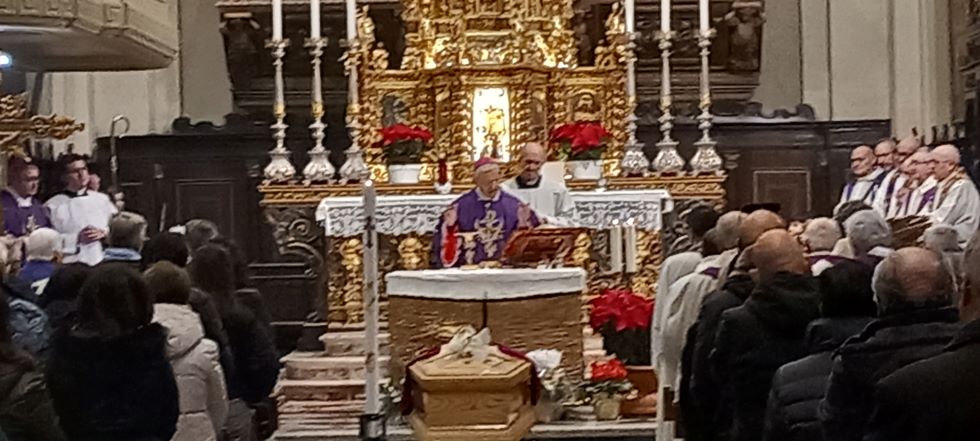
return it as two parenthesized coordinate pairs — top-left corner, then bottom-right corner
(146, 262), (228, 441)
(763, 260), (876, 441)
(45, 263), (179, 441)
(710, 229), (821, 441)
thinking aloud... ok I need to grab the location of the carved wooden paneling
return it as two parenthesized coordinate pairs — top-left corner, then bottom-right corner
(752, 169), (812, 217)
(176, 179), (237, 239)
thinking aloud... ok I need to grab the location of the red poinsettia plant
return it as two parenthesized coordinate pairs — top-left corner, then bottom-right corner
(378, 123), (433, 165)
(549, 121), (610, 161)
(588, 288), (654, 366)
(585, 358), (634, 397)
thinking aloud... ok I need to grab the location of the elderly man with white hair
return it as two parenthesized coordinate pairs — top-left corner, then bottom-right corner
(502, 142), (576, 226)
(802, 217), (844, 275)
(844, 209), (893, 267)
(432, 157), (540, 267)
(893, 150), (938, 218)
(838, 145), (886, 211)
(873, 136), (921, 217)
(929, 144), (980, 246)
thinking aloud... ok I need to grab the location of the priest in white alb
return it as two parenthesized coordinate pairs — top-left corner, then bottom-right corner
(45, 155), (118, 265)
(873, 136), (920, 217)
(502, 142), (576, 226)
(929, 144), (980, 246)
(836, 145), (886, 212)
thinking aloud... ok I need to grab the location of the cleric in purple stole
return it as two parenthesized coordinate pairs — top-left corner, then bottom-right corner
(1, 157), (51, 237)
(433, 157), (540, 268)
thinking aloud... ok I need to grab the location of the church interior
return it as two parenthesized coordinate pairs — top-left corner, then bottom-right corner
(0, 0), (975, 440)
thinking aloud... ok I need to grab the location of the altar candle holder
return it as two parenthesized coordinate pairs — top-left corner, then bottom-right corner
(303, 35), (336, 183)
(263, 37), (297, 182)
(652, 28), (685, 174)
(690, 27), (723, 174)
(339, 5), (371, 183)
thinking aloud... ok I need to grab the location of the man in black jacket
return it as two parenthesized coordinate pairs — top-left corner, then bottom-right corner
(818, 247), (961, 441)
(764, 260), (876, 441)
(710, 229), (821, 441)
(863, 236), (980, 441)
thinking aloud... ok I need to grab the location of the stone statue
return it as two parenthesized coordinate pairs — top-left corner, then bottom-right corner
(725, 3), (766, 72)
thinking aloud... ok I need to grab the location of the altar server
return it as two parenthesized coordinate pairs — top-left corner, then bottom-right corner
(930, 144), (980, 246)
(1, 157), (51, 237)
(502, 142), (576, 226)
(837, 146), (886, 211)
(45, 155), (118, 265)
(433, 157), (540, 268)
(873, 136), (920, 217)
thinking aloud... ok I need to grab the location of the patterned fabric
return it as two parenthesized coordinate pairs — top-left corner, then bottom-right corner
(7, 298), (50, 358)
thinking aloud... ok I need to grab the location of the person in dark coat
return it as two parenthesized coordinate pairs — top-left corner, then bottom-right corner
(37, 264), (91, 334)
(0, 288), (65, 441)
(45, 263), (179, 441)
(142, 232), (190, 271)
(763, 260), (876, 441)
(863, 235), (980, 441)
(189, 245), (278, 441)
(710, 230), (821, 441)
(684, 209), (785, 441)
(818, 248), (961, 441)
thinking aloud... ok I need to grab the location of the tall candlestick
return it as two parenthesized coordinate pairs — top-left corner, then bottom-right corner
(610, 223), (624, 274)
(272, 0), (283, 41)
(310, 0), (321, 39)
(660, 0), (670, 33)
(699, 0), (709, 32)
(624, 221), (638, 273)
(362, 179), (381, 422)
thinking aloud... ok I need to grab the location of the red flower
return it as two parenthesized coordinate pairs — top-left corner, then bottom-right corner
(550, 123), (578, 142)
(379, 123), (433, 146)
(591, 358), (629, 382)
(571, 122), (609, 149)
(588, 288), (654, 332)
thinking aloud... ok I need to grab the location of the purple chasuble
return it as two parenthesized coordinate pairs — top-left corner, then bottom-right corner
(432, 189), (540, 268)
(1, 191), (51, 237)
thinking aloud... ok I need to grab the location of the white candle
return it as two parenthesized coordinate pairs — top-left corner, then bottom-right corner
(610, 223), (623, 274)
(699, 0), (709, 32)
(363, 179), (376, 218)
(310, 0), (321, 39)
(346, 0), (357, 45)
(660, 0), (670, 33)
(362, 179), (380, 416)
(624, 221), (638, 273)
(272, 0), (283, 41)
(625, 0), (635, 33)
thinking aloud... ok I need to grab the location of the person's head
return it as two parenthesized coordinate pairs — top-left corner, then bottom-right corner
(701, 229), (723, 257)
(737, 209), (785, 249)
(184, 219), (220, 252)
(894, 135), (922, 167)
(874, 139), (896, 170)
(41, 263), (93, 305)
(88, 172), (102, 191)
(908, 151), (935, 182)
(208, 236), (251, 289)
(108, 212), (148, 251)
(750, 229), (809, 280)
(60, 154), (90, 192)
(714, 211), (747, 250)
(144, 261), (192, 305)
(932, 144), (961, 181)
(518, 142), (547, 182)
(188, 244), (236, 299)
(844, 209), (892, 255)
(685, 205), (720, 241)
(850, 145), (876, 177)
(25, 228), (61, 262)
(76, 263), (154, 338)
(873, 247), (953, 315)
(143, 232), (190, 267)
(802, 217), (842, 253)
(818, 260), (877, 318)
(923, 225), (962, 254)
(8, 158), (40, 198)
(473, 157), (502, 198)
(960, 234), (980, 322)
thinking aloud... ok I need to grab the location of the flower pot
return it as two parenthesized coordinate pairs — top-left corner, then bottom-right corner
(388, 163), (423, 184)
(534, 397), (564, 423)
(621, 365), (658, 417)
(593, 395), (621, 421)
(570, 160), (602, 180)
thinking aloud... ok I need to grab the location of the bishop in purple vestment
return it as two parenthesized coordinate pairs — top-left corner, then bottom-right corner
(433, 157), (539, 268)
(1, 158), (51, 237)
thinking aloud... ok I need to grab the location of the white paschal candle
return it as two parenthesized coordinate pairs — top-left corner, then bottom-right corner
(272, 0), (283, 41)
(362, 179), (380, 415)
(660, 0), (670, 33)
(310, 0), (321, 39)
(610, 223), (624, 273)
(699, 0), (709, 32)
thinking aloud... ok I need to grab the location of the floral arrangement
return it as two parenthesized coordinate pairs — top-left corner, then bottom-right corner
(588, 288), (654, 366)
(379, 123), (433, 165)
(549, 121), (610, 161)
(584, 358), (634, 398)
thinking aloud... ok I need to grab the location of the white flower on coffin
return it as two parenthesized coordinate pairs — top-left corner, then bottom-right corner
(437, 326), (493, 363)
(526, 349), (563, 375)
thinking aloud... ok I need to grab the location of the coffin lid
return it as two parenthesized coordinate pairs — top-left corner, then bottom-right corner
(410, 350), (532, 392)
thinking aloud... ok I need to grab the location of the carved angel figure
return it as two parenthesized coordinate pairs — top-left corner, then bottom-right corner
(725, 3), (766, 71)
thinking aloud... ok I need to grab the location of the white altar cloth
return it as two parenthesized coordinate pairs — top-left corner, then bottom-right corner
(316, 189), (673, 237)
(385, 268), (587, 300)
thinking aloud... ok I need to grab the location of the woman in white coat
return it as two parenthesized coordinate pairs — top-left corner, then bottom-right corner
(146, 262), (229, 441)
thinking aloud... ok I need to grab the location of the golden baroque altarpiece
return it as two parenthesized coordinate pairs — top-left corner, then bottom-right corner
(259, 0), (728, 326)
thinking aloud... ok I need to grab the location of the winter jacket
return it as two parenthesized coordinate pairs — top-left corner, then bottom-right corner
(154, 303), (229, 441)
(864, 318), (980, 441)
(763, 316), (873, 441)
(46, 324), (180, 441)
(818, 307), (961, 441)
(218, 298), (279, 404)
(710, 272), (821, 441)
(5, 298), (49, 362)
(684, 272), (755, 441)
(0, 356), (65, 441)
(17, 261), (56, 296)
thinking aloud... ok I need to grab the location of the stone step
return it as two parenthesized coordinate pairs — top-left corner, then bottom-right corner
(276, 378), (390, 402)
(278, 399), (365, 416)
(282, 353), (391, 381)
(321, 330), (391, 356)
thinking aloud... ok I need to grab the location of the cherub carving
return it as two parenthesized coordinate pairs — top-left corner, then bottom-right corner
(724, 2), (766, 72)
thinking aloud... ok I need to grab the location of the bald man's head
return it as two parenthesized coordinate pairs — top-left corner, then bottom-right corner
(738, 209), (785, 249)
(874, 139), (896, 169)
(895, 136), (922, 166)
(715, 211), (747, 250)
(752, 229), (809, 279)
(518, 142), (547, 182)
(850, 145), (876, 177)
(873, 247), (953, 314)
(932, 144), (961, 181)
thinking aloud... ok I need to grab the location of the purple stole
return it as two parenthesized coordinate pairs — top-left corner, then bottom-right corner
(845, 172), (887, 203)
(917, 187), (937, 214)
(700, 266), (721, 279)
(882, 172), (903, 213)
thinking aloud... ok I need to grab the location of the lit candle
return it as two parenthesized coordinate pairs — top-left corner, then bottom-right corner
(610, 222), (623, 274)
(624, 220), (638, 273)
(346, 0), (357, 46)
(310, 0), (321, 39)
(272, 0), (283, 41)
(660, 0), (670, 33)
(625, 0), (635, 33)
(363, 179), (376, 219)
(699, 0), (709, 33)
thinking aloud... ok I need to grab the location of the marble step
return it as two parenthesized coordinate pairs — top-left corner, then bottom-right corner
(278, 399), (365, 416)
(321, 331), (391, 356)
(276, 378), (390, 402)
(282, 353), (391, 381)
